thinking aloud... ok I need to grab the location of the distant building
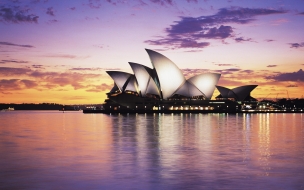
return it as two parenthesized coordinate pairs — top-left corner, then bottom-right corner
(103, 49), (258, 112)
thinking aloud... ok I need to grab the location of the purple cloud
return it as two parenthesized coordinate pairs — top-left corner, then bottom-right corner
(0, 66), (111, 92)
(235, 37), (253, 43)
(69, 67), (101, 71)
(0, 41), (34, 48)
(218, 68), (242, 75)
(0, 6), (39, 23)
(146, 38), (210, 49)
(21, 79), (38, 88)
(45, 54), (89, 59)
(47, 19), (58, 24)
(215, 63), (234, 66)
(32, 65), (44, 68)
(1, 59), (29, 64)
(31, 0), (48, 4)
(149, 0), (173, 5)
(286, 84), (298, 87)
(27, 70), (102, 90)
(194, 25), (233, 39)
(298, 12), (304, 15)
(289, 42), (304, 48)
(265, 39), (275, 42)
(145, 7), (286, 49)
(0, 79), (38, 91)
(46, 7), (55, 16)
(186, 0), (197, 2)
(180, 39), (209, 48)
(240, 70), (254, 73)
(225, 68), (241, 72)
(0, 67), (31, 76)
(87, 0), (102, 9)
(266, 69), (304, 82)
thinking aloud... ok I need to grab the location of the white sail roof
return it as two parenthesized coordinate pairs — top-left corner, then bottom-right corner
(146, 49), (186, 99)
(106, 71), (132, 92)
(188, 73), (221, 99)
(146, 77), (160, 96)
(124, 75), (138, 93)
(106, 50), (223, 99)
(129, 62), (159, 96)
(174, 81), (204, 97)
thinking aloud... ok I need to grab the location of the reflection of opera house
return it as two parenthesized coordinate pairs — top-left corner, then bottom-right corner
(103, 49), (258, 112)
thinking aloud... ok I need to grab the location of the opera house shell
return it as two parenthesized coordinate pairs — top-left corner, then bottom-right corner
(107, 49), (220, 99)
(216, 85), (258, 101)
(103, 49), (258, 111)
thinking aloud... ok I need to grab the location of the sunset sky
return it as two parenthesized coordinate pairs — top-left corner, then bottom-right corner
(1, 0), (304, 104)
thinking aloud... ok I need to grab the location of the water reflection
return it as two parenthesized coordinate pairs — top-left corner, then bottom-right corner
(258, 113), (271, 176)
(0, 111), (304, 189)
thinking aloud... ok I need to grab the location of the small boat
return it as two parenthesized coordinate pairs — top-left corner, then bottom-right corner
(2, 107), (14, 111)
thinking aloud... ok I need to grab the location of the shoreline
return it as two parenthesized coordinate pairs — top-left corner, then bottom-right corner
(83, 109), (304, 114)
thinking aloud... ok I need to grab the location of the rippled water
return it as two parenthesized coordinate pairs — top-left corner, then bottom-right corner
(0, 111), (304, 189)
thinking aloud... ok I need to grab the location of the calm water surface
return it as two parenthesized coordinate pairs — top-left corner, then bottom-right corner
(0, 111), (303, 189)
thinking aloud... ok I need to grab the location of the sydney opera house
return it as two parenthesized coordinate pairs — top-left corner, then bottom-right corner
(103, 49), (257, 112)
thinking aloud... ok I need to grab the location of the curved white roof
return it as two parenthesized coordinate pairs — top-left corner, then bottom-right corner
(106, 49), (222, 99)
(188, 73), (221, 99)
(124, 75), (138, 93)
(129, 62), (159, 96)
(106, 71), (133, 92)
(174, 81), (204, 97)
(146, 49), (186, 99)
(146, 77), (160, 96)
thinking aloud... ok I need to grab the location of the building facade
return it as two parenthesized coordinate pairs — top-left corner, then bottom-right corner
(103, 49), (258, 112)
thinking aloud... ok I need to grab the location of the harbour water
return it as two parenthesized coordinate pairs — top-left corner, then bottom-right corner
(0, 111), (304, 189)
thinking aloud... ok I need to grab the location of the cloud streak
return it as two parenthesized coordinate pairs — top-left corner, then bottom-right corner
(0, 67), (31, 76)
(265, 39), (275, 42)
(149, 0), (173, 6)
(0, 41), (35, 48)
(0, 79), (38, 91)
(45, 54), (89, 59)
(69, 67), (102, 71)
(289, 42), (304, 48)
(266, 69), (304, 82)
(0, 59), (29, 64)
(0, 66), (106, 92)
(145, 7), (286, 49)
(214, 63), (235, 66)
(235, 37), (253, 43)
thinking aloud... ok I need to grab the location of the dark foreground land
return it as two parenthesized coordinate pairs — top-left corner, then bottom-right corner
(0, 103), (96, 111)
(83, 109), (304, 114)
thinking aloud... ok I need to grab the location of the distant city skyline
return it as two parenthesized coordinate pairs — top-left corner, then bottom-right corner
(1, 0), (304, 104)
